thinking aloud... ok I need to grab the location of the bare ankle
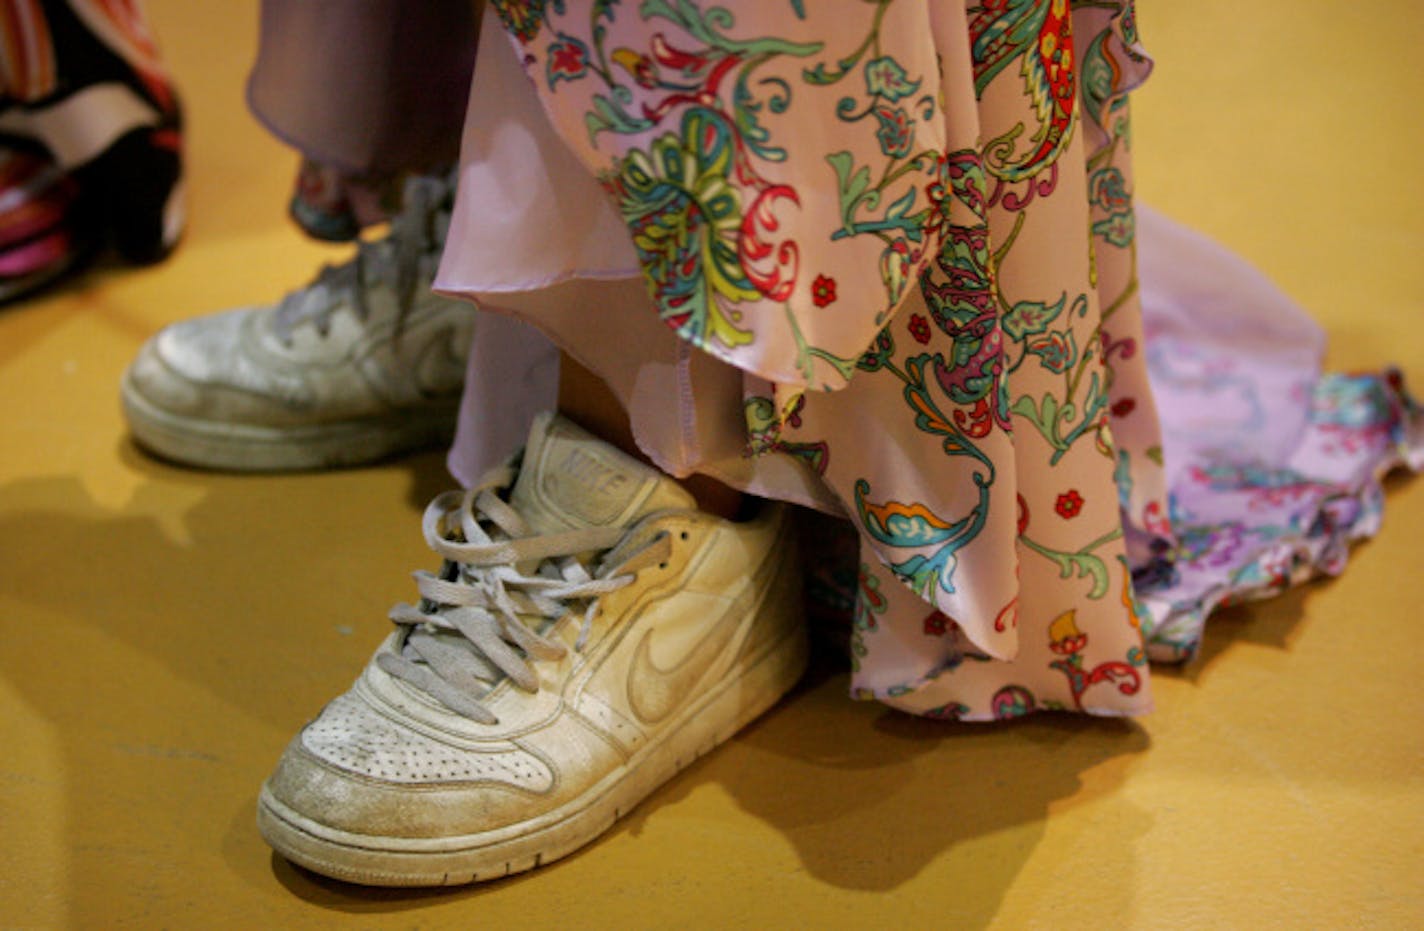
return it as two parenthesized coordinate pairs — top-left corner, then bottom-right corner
(556, 351), (746, 520)
(679, 473), (747, 521)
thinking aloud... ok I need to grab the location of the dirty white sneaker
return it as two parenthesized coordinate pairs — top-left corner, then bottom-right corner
(257, 412), (807, 886)
(121, 175), (473, 470)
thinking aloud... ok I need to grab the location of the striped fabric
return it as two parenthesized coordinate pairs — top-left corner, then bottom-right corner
(0, 0), (57, 101)
(0, 147), (84, 299)
(66, 0), (172, 109)
(0, 0), (181, 302)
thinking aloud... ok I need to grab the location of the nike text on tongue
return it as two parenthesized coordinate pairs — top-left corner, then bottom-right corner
(540, 444), (642, 526)
(558, 446), (631, 496)
(521, 416), (657, 528)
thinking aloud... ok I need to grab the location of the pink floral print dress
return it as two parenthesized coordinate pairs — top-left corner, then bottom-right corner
(434, 0), (1421, 719)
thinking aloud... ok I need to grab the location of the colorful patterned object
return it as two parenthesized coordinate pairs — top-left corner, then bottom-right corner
(443, 0), (1418, 720)
(0, 146), (92, 303)
(0, 0), (184, 303)
(1137, 371), (1422, 661)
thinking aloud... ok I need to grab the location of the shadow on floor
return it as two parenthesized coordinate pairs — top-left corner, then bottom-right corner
(2, 459), (1149, 925)
(1157, 581), (1315, 686)
(1, 443), (457, 721)
(257, 640), (1150, 923)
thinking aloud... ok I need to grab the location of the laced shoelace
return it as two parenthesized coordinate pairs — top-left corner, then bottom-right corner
(272, 174), (450, 343)
(377, 469), (673, 725)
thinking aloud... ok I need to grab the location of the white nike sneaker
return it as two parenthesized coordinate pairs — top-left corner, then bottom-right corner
(258, 412), (807, 885)
(121, 175), (474, 471)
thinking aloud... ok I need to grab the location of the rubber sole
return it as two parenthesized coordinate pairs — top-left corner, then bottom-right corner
(256, 621), (809, 887)
(120, 370), (459, 471)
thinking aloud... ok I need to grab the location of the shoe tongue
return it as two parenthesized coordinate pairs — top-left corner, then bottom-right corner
(508, 412), (694, 535)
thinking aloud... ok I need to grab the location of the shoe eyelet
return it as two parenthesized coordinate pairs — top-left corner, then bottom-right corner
(658, 562), (668, 570)
(679, 531), (689, 541)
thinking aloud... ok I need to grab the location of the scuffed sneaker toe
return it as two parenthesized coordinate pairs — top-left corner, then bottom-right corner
(256, 413), (808, 886)
(124, 325), (212, 417)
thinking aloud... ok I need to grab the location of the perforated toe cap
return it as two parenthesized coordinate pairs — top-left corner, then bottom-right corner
(264, 693), (559, 839)
(300, 692), (552, 789)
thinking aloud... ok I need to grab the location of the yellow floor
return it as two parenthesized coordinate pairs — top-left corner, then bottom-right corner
(2, 3), (1421, 928)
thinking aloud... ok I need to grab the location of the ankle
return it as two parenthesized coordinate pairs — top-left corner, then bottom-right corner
(679, 472), (747, 521)
(556, 350), (747, 520)
(556, 407), (748, 520)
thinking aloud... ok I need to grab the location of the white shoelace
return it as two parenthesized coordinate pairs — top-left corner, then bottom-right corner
(377, 469), (672, 725)
(272, 174), (450, 342)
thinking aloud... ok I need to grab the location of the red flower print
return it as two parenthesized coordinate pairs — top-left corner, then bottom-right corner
(908, 313), (931, 344)
(923, 610), (950, 636)
(1111, 397), (1136, 418)
(1055, 489), (1085, 519)
(811, 274), (837, 307)
(549, 38), (589, 82)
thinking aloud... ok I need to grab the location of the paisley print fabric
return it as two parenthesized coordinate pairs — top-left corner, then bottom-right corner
(436, 0), (1420, 720)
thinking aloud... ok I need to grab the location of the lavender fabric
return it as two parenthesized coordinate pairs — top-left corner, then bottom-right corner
(241, 0), (1421, 717)
(247, 0), (476, 177)
(432, 4), (1419, 719)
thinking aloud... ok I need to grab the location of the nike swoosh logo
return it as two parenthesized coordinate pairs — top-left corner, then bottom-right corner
(625, 586), (753, 726)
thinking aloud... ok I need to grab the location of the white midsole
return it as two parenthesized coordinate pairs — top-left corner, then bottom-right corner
(257, 621), (808, 882)
(121, 371), (458, 469)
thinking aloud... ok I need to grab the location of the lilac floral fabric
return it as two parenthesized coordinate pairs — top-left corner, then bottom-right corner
(437, 0), (1420, 720)
(1130, 207), (1424, 661)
